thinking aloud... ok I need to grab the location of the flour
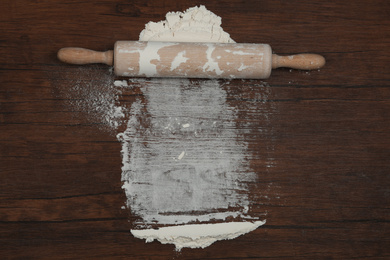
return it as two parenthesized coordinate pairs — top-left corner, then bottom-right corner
(139, 5), (234, 43)
(56, 67), (125, 131)
(170, 51), (188, 71)
(118, 79), (256, 226)
(113, 80), (128, 87)
(131, 220), (266, 251)
(117, 5), (268, 251)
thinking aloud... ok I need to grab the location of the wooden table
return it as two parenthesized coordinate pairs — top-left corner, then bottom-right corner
(1, 0), (389, 259)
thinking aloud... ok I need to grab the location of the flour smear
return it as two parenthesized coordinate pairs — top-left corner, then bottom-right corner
(118, 79), (257, 225)
(117, 5), (269, 250)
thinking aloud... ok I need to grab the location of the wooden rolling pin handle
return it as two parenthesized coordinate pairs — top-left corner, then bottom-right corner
(272, 53), (325, 70)
(57, 47), (113, 66)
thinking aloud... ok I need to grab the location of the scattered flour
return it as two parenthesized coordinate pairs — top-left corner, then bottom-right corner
(55, 67), (125, 131)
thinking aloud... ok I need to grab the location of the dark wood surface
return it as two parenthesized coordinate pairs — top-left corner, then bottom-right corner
(1, 0), (389, 259)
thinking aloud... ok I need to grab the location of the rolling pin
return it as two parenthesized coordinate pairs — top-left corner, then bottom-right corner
(58, 41), (325, 79)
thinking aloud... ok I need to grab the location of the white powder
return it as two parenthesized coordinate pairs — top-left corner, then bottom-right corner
(139, 5), (234, 43)
(118, 79), (256, 225)
(114, 80), (128, 87)
(170, 51), (188, 71)
(117, 5), (269, 251)
(131, 220), (266, 251)
(54, 67), (126, 132)
(136, 41), (178, 77)
(202, 43), (223, 75)
(177, 151), (186, 160)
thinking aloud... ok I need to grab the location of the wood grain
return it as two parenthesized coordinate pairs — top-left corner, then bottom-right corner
(1, 0), (389, 259)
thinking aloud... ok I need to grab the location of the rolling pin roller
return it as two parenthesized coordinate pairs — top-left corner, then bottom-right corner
(58, 41), (325, 79)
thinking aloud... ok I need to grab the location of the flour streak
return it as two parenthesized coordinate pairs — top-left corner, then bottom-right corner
(119, 79), (256, 225)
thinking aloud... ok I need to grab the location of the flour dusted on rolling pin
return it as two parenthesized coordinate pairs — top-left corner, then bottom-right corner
(114, 41), (272, 78)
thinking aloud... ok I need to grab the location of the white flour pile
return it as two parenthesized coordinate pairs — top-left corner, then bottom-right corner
(139, 5), (235, 43)
(117, 5), (266, 250)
